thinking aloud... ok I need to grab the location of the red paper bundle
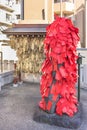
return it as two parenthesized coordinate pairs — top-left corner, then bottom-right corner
(39, 16), (79, 117)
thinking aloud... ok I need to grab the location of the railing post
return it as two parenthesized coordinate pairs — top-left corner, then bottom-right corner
(77, 53), (85, 101)
(77, 57), (80, 102)
(0, 51), (3, 72)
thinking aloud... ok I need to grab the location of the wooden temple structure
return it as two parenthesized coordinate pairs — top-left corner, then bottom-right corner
(3, 24), (48, 81)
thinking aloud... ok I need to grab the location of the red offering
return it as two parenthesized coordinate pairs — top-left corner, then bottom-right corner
(39, 16), (79, 116)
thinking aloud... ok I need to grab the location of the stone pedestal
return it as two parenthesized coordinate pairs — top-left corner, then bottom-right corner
(33, 104), (82, 129)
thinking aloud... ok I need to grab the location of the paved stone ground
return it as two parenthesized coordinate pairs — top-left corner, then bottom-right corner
(0, 82), (87, 130)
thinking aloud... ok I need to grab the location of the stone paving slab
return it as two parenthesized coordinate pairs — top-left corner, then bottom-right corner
(0, 82), (87, 130)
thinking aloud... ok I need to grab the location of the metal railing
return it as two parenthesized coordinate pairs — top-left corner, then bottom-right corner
(77, 48), (87, 101)
(0, 60), (15, 73)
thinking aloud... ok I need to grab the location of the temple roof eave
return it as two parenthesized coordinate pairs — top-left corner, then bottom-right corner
(2, 24), (48, 36)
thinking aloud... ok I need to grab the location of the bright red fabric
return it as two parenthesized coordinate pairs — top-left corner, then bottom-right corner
(39, 16), (79, 117)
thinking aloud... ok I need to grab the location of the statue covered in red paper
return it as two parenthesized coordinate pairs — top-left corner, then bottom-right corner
(39, 16), (80, 117)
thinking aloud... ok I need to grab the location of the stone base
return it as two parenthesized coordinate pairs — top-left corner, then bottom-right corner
(33, 104), (82, 129)
(23, 73), (40, 83)
(13, 83), (18, 87)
